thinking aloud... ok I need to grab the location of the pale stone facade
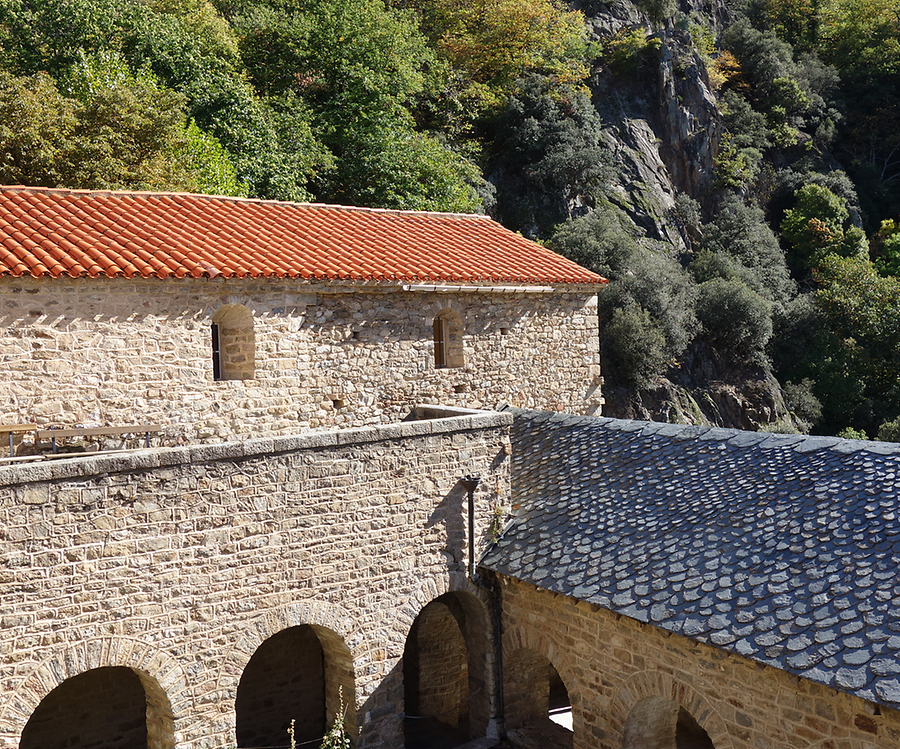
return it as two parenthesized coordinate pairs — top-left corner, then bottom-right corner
(0, 276), (600, 443)
(497, 575), (900, 749)
(0, 408), (509, 749)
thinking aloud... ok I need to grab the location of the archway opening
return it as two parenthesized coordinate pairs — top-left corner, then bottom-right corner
(20, 666), (173, 749)
(504, 649), (573, 748)
(212, 303), (255, 381)
(622, 696), (715, 749)
(403, 592), (491, 749)
(236, 624), (356, 749)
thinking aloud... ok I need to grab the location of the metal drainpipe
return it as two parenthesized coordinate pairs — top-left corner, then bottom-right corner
(462, 475), (480, 579)
(488, 570), (506, 739)
(462, 473), (506, 740)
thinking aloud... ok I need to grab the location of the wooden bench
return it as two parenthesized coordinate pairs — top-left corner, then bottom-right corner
(35, 425), (162, 454)
(0, 423), (38, 457)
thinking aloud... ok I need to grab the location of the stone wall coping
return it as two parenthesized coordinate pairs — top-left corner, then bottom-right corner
(0, 406), (511, 488)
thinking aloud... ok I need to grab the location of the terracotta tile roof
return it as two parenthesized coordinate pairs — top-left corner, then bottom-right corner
(0, 186), (606, 285)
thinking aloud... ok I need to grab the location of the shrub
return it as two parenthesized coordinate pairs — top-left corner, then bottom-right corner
(696, 277), (772, 360)
(782, 378), (822, 431)
(602, 303), (669, 388)
(549, 205), (639, 278)
(877, 416), (900, 443)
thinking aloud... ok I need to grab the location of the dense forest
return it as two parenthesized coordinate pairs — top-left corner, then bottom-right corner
(0, 0), (898, 438)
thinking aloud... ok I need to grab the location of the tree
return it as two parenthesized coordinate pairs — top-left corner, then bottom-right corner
(488, 74), (608, 236)
(695, 277), (773, 361)
(0, 64), (232, 193)
(697, 195), (795, 308)
(397, 0), (591, 112)
(776, 255), (900, 435)
(781, 183), (869, 268)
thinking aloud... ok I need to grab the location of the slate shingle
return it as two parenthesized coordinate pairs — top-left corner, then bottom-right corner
(481, 409), (900, 711)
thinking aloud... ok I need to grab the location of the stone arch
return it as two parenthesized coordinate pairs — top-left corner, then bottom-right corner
(20, 666), (171, 749)
(217, 602), (364, 746)
(0, 637), (188, 749)
(502, 625), (576, 748)
(402, 590), (493, 747)
(235, 624), (355, 748)
(433, 307), (464, 369)
(212, 303), (255, 380)
(610, 671), (733, 749)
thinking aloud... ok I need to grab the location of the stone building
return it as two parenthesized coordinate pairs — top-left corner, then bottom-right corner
(0, 186), (604, 443)
(2, 186), (900, 749)
(482, 410), (900, 749)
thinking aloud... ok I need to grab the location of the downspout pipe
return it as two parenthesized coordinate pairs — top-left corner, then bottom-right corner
(461, 474), (506, 740)
(461, 474), (480, 579)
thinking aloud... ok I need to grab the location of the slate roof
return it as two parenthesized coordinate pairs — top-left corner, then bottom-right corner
(481, 409), (900, 710)
(0, 186), (605, 285)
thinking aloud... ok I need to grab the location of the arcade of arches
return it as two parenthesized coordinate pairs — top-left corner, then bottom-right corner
(11, 579), (899, 749)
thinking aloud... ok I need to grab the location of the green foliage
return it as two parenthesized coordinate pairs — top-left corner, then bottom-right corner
(488, 74), (608, 235)
(180, 120), (248, 196)
(597, 248), (698, 385)
(775, 256), (900, 435)
(837, 427), (868, 440)
(552, 207), (698, 387)
(874, 219), (900, 277)
(548, 204), (638, 279)
(320, 123), (482, 212)
(603, 303), (670, 388)
(636, 0), (677, 29)
(0, 70), (76, 187)
(877, 416), (900, 443)
(721, 19), (840, 155)
(782, 378), (822, 431)
(0, 65), (226, 192)
(398, 0), (592, 113)
(697, 195), (795, 307)
(601, 27), (660, 78)
(696, 277), (773, 361)
(781, 183), (869, 268)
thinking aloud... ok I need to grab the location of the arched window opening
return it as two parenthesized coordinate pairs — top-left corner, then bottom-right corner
(403, 592), (491, 749)
(433, 308), (464, 369)
(235, 624), (356, 749)
(20, 666), (173, 749)
(212, 304), (255, 381)
(622, 697), (715, 749)
(505, 649), (573, 748)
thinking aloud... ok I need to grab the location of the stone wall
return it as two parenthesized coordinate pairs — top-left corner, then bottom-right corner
(0, 409), (510, 749)
(497, 575), (900, 749)
(0, 276), (600, 443)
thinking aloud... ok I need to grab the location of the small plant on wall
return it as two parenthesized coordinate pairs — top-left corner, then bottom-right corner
(288, 687), (352, 749)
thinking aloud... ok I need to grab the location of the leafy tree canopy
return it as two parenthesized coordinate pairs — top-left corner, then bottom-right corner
(395, 0), (591, 113)
(781, 183), (869, 269)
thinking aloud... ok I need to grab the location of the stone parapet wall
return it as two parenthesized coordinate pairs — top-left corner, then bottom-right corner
(498, 576), (900, 749)
(0, 277), (600, 443)
(0, 410), (511, 749)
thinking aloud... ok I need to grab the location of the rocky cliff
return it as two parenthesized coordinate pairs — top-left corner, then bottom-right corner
(577, 0), (795, 430)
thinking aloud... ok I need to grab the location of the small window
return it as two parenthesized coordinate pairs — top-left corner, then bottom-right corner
(212, 304), (255, 381)
(433, 308), (464, 369)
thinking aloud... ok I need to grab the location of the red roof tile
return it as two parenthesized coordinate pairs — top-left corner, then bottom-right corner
(0, 186), (605, 285)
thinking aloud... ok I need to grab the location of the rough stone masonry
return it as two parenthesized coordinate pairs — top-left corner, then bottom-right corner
(0, 408), (511, 749)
